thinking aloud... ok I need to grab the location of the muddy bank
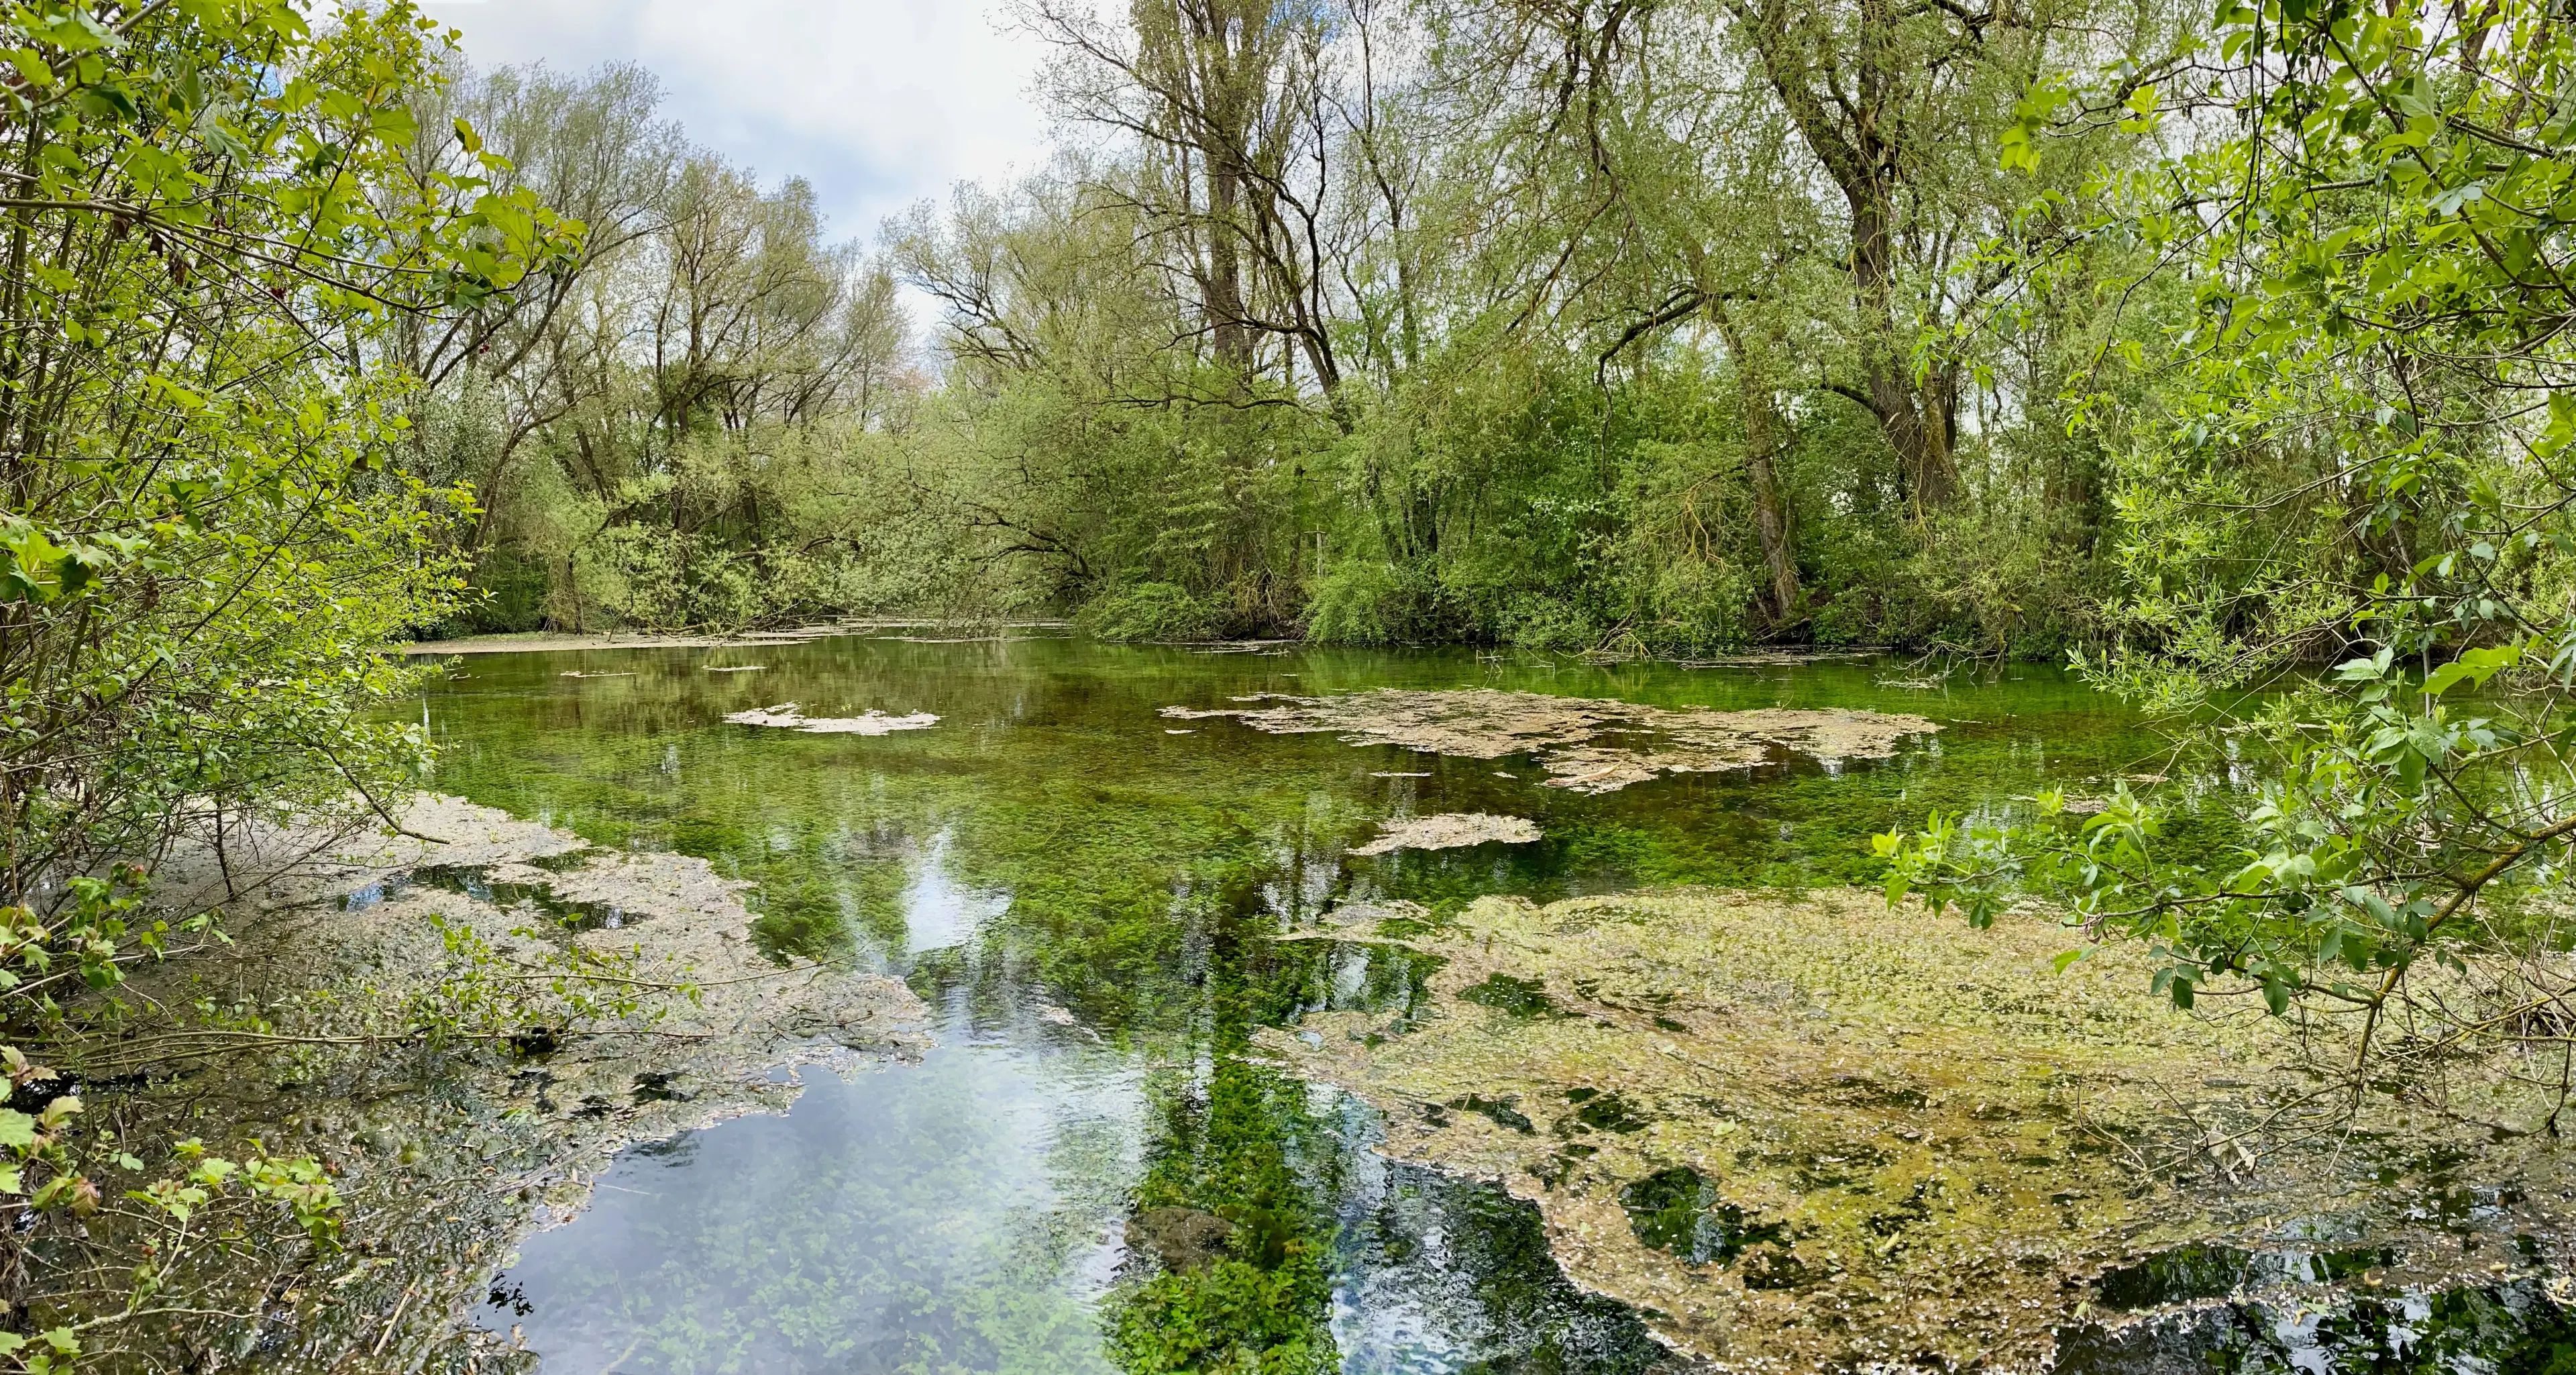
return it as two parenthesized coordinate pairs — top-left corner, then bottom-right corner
(39, 796), (929, 1372)
(1260, 888), (2576, 1372)
(399, 627), (850, 656)
(1163, 689), (1939, 793)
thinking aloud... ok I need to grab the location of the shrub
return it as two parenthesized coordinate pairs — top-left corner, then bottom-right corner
(1301, 561), (1405, 645)
(1079, 582), (1224, 641)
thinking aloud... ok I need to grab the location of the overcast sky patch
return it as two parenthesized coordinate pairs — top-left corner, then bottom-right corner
(422, 0), (1055, 249)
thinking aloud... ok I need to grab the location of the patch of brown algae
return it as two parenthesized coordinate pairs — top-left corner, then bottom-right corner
(1352, 813), (1543, 855)
(1257, 888), (2576, 1372)
(1161, 689), (1937, 793)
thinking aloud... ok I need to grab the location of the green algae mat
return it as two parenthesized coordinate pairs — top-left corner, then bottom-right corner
(1263, 888), (2576, 1370)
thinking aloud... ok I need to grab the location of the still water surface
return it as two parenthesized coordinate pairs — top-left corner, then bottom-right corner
(424, 637), (2159, 1372)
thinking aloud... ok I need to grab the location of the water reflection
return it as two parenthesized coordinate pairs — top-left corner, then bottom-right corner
(426, 638), (2200, 1370)
(1097, 878), (1340, 1372)
(479, 857), (1634, 1373)
(1333, 1157), (1683, 1374)
(486, 1037), (1137, 1372)
(2056, 1276), (2576, 1372)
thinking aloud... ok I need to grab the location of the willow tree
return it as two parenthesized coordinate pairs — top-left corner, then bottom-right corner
(1456, 0), (2159, 515)
(1024, 0), (1348, 408)
(388, 60), (683, 552)
(380, 60), (914, 633)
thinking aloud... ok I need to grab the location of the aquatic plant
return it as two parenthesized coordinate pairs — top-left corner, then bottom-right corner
(1104, 878), (1342, 1375)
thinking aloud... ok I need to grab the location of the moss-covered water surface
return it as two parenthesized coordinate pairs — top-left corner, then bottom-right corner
(414, 636), (2567, 1372)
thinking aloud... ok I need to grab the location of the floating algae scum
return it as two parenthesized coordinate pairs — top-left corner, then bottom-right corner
(58, 636), (2576, 1370)
(1263, 891), (2576, 1370)
(1160, 688), (1939, 794)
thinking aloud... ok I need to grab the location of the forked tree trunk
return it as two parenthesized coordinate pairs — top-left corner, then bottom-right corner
(1731, 0), (1964, 513)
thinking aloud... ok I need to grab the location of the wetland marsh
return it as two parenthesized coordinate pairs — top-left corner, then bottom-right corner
(383, 633), (2576, 1372)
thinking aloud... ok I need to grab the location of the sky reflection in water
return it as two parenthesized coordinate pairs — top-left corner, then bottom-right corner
(432, 637), (2161, 1372)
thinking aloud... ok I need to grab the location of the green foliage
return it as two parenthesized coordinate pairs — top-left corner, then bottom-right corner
(1300, 560), (1407, 645)
(388, 60), (920, 635)
(0, 1), (586, 1363)
(1884, 0), (2576, 1082)
(1079, 582), (1225, 642)
(0, 874), (350, 1372)
(1104, 881), (1340, 1375)
(425, 0), (2166, 652)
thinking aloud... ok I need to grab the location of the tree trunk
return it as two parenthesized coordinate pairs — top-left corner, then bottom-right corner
(1205, 157), (1254, 372)
(1731, 0), (1963, 511)
(1717, 309), (1803, 621)
(1849, 178), (1958, 511)
(1746, 426), (1802, 624)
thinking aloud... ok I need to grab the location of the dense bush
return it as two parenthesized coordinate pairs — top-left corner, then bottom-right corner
(1079, 582), (1226, 642)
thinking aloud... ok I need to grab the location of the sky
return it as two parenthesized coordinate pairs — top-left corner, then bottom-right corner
(419, 0), (1058, 250)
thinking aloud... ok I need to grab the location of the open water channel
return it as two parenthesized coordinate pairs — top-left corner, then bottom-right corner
(408, 633), (2573, 1373)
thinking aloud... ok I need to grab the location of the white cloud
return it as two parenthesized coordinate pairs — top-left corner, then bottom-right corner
(421, 0), (1055, 247)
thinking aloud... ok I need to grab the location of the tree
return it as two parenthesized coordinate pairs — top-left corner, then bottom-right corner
(382, 60), (918, 634)
(0, 0), (578, 1361)
(1886, 0), (2576, 1107)
(386, 60), (682, 548)
(1025, 0), (1348, 407)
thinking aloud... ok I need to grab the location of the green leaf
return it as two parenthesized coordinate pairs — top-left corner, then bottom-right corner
(32, 9), (118, 54)
(2425, 642), (2525, 697)
(4, 48), (52, 87)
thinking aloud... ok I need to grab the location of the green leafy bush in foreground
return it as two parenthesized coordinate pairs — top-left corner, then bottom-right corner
(1886, 0), (2576, 1103)
(0, 0), (578, 1362)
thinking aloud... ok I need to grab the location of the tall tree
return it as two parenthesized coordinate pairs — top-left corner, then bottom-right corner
(1026, 0), (1348, 407)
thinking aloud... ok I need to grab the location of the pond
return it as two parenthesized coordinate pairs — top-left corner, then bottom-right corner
(411, 635), (2561, 1372)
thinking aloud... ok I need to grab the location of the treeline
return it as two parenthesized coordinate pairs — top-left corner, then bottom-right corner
(388, 62), (919, 635)
(425, 0), (2183, 653)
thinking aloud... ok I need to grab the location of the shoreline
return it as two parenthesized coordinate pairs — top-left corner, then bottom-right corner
(396, 625), (1904, 667)
(396, 620), (1075, 656)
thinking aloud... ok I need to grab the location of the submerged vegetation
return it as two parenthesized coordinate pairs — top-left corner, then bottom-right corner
(9, 0), (2576, 1368)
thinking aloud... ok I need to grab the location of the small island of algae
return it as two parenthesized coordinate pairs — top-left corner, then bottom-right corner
(1352, 813), (1543, 855)
(726, 703), (942, 735)
(1162, 689), (1938, 793)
